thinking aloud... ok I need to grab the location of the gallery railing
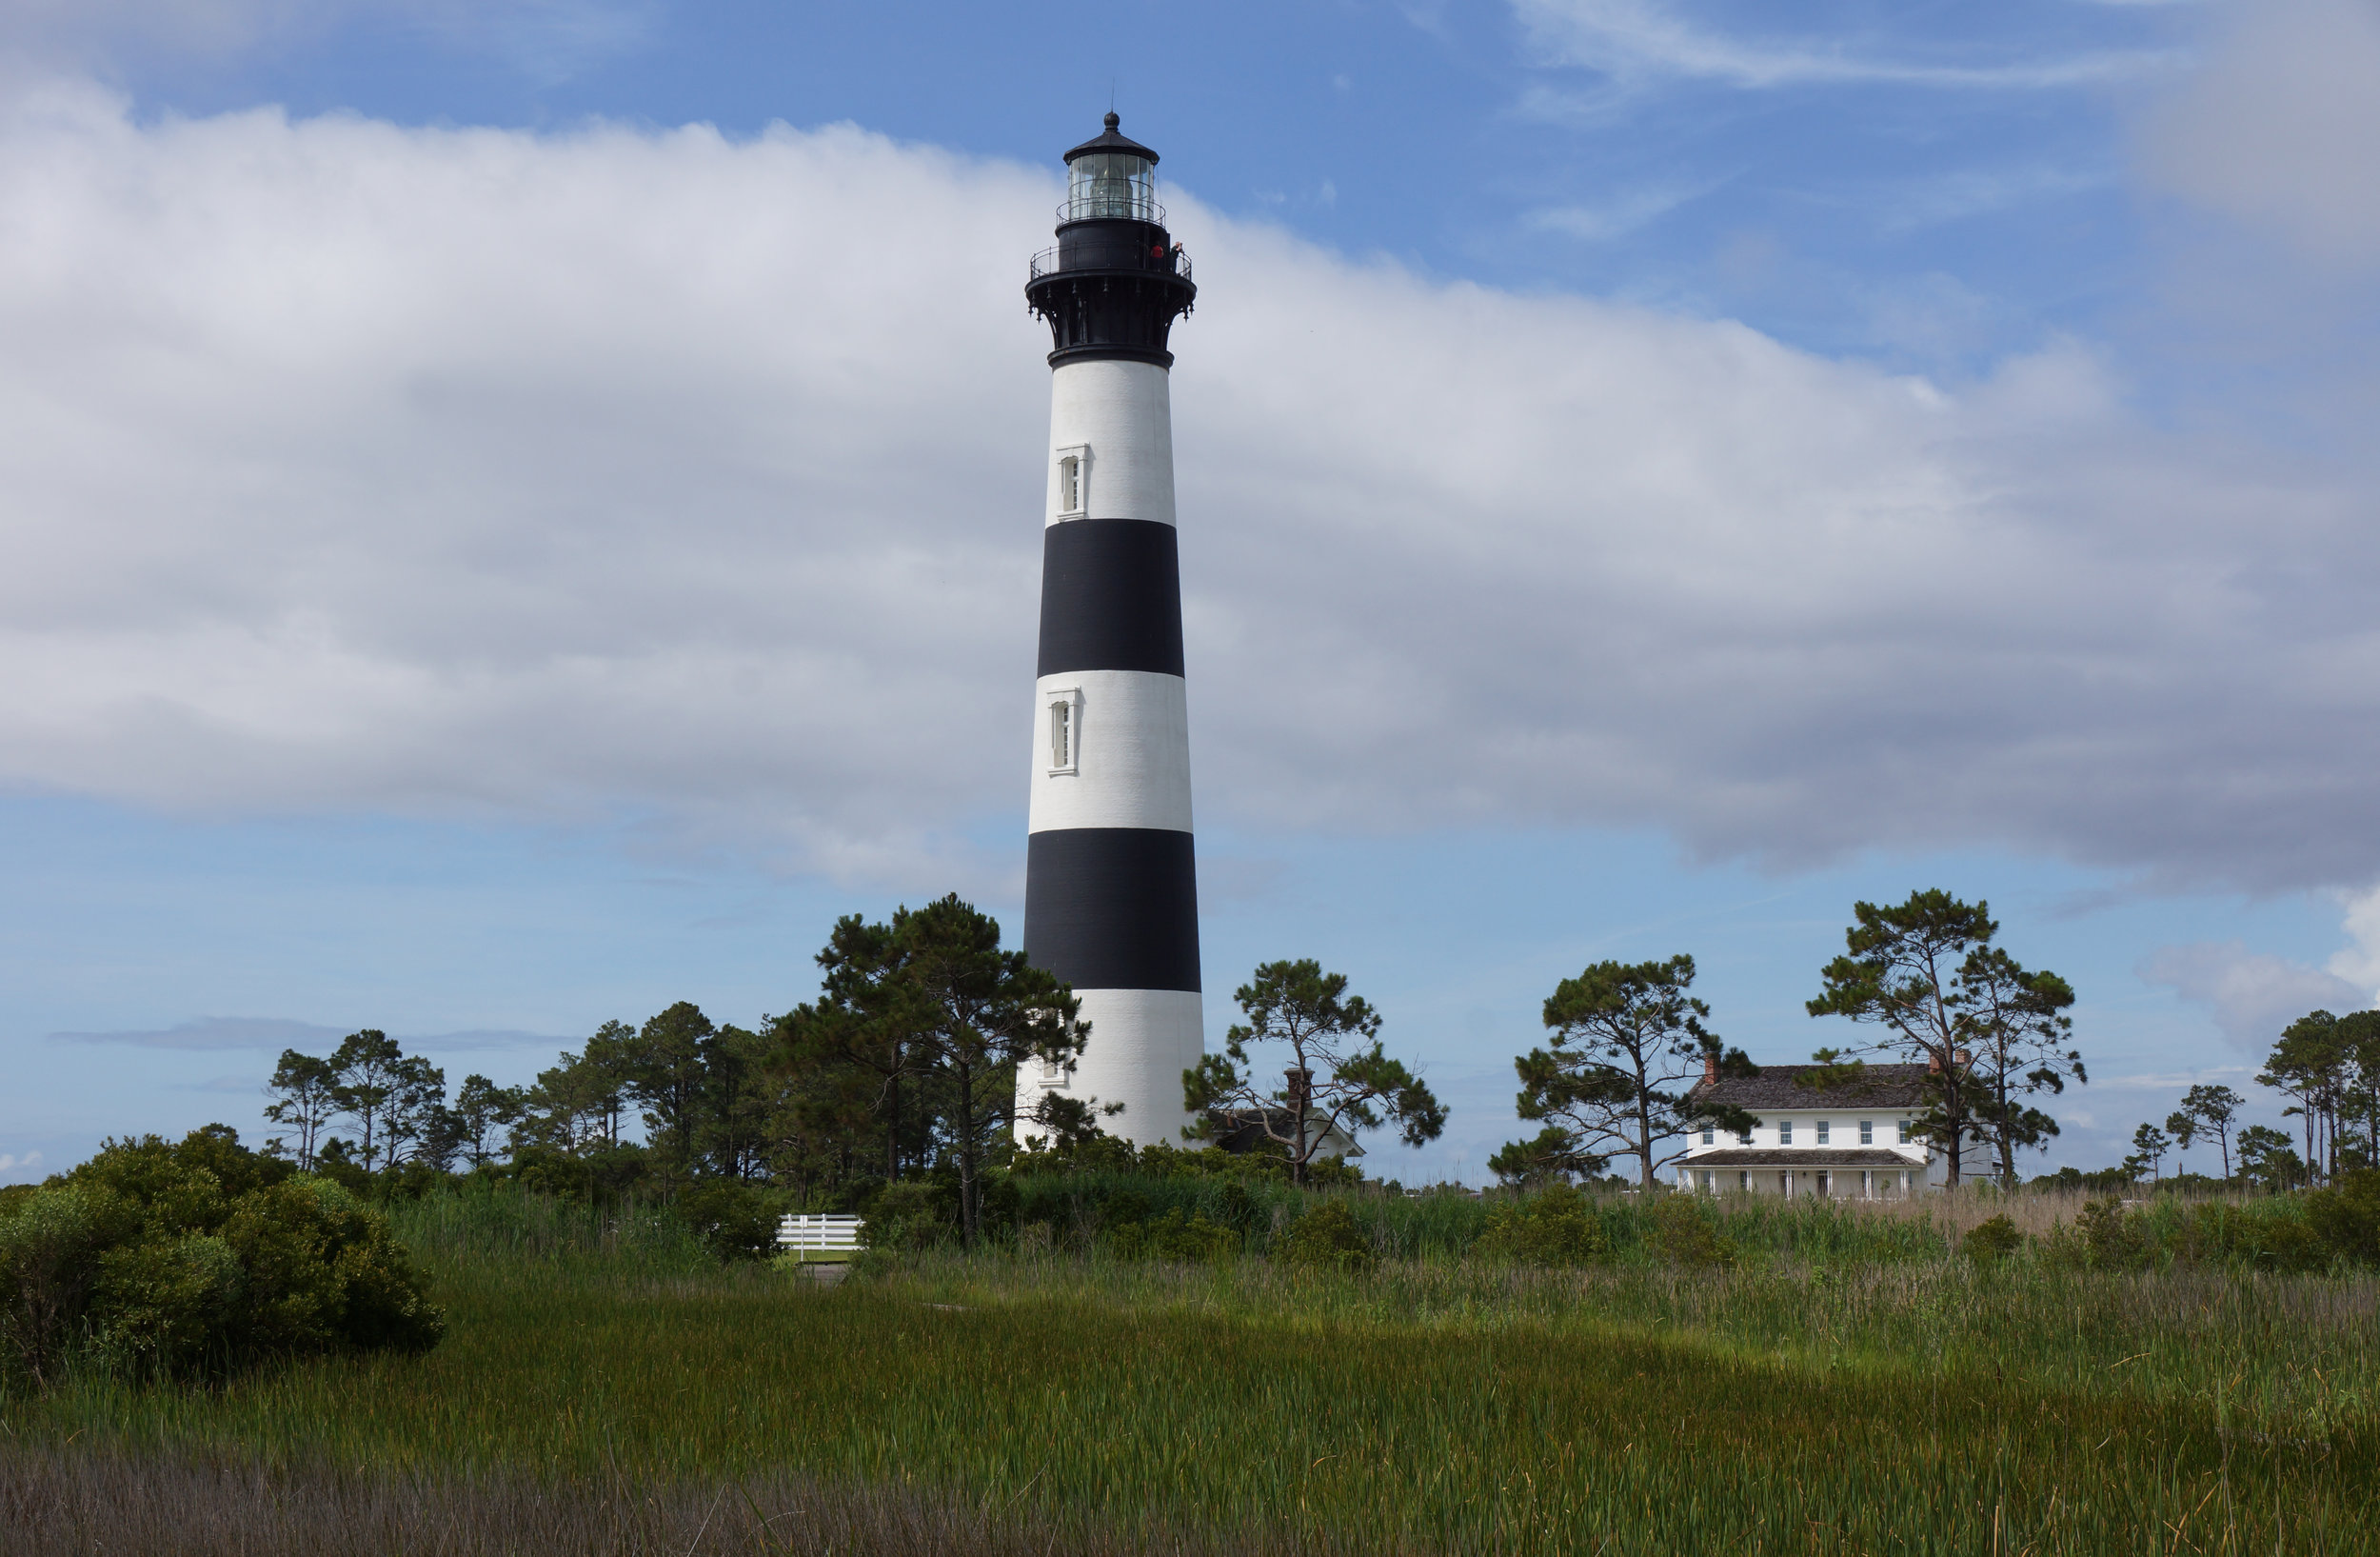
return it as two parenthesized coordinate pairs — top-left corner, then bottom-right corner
(1028, 242), (1193, 285)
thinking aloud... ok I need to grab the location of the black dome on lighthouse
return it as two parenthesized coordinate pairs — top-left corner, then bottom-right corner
(1062, 111), (1159, 167)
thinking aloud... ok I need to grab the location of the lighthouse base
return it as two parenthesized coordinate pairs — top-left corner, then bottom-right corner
(1015, 987), (1202, 1151)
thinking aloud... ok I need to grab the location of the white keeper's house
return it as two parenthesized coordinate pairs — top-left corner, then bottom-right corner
(1676, 1056), (1993, 1197)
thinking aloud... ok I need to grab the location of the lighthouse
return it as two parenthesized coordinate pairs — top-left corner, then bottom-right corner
(1017, 114), (1201, 1148)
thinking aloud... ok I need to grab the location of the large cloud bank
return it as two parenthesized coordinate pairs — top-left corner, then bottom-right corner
(0, 70), (2374, 891)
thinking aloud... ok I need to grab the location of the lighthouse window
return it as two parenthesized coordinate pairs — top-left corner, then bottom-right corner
(1046, 688), (1081, 775)
(1055, 447), (1087, 517)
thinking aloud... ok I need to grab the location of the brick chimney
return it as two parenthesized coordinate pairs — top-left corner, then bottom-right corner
(1927, 1051), (1942, 1075)
(1953, 1048), (1972, 1070)
(1285, 1067), (1312, 1119)
(1701, 1051), (1719, 1086)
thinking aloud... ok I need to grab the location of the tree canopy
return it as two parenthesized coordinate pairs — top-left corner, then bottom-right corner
(1500, 955), (1755, 1189)
(1183, 960), (1444, 1186)
(1808, 889), (2082, 1188)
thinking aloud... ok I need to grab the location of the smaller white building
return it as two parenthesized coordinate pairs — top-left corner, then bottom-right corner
(1676, 1060), (1991, 1197)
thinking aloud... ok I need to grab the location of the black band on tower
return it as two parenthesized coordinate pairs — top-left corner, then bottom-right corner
(1023, 828), (1201, 992)
(1037, 519), (1185, 678)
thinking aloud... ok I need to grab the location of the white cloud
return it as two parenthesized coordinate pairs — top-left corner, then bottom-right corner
(1526, 180), (1719, 242)
(2142, 0), (2380, 268)
(1870, 165), (2112, 233)
(0, 1150), (43, 1173)
(1513, 0), (2177, 96)
(2, 83), (2380, 891)
(2139, 941), (2365, 1050)
(2325, 885), (2380, 998)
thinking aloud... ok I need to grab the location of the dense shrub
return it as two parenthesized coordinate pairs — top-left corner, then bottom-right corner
(672, 1181), (781, 1264)
(1, 1128), (443, 1387)
(1475, 1185), (1608, 1267)
(1647, 1194), (1737, 1268)
(506, 1143), (654, 1207)
(1961, 1215), (2023, 1265)
(1108, 1208), (1239, 1263)
(0, 1185), (134, 1387)
(2306, 1169), (2380, 1264)
(2174, 1202), (2322, 1273)
(1012, 1138), (1364, 1187)
(1277, 1202), (1376, 1273)
(2040, 1199), (2154, 1272)
(861, 1182), (954, 1251)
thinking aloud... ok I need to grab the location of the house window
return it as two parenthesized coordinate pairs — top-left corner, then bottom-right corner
(1701, 1127), (1715, 1146)
(1897, 1119), (1912, 1145)
(1778, 1120), (1794, 1146)
(1816, 1120), (1831, 1146)
(1038, 1055), (1065, 1088)
(1046, 689), (1081, 775)
(1737, 1127), (1753, 1146)
(1859, 1120), (1874, 1146)
(1737, 1171), (1749, 1190)
(1054, 447), (1088, 517)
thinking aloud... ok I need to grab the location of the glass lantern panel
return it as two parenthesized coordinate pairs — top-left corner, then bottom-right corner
(1068, 153), (1157, 221)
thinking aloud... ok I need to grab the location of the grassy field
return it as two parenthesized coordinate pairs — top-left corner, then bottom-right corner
(5, 1185), (2377, 1554)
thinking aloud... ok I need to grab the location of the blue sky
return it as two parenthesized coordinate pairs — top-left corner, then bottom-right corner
(5, 0), (2378, 1185)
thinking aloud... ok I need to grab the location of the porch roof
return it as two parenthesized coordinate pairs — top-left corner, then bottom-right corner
(1681, 1148), (1923, 1169)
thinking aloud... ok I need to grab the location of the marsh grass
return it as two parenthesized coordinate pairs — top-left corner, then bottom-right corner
(4, 1186), (2374, 1554)
(0, 1445), (1191, 1556)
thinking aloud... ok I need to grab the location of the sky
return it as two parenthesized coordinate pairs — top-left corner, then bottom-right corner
(5, 0), (2380, 1186)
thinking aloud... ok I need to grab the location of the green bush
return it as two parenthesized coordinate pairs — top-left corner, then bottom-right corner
(1109, 1208), (1239, 1263)
(1, 1128), (443, 1387)
(1099, 1189), (1153, 1231)
(0, 1184), (138, 1387)
(1646, 1194), (1736, 1269)
(2306, 1169), (2380, 1265)
(2175, 1202), (2322, 1273)
(672, 1181), (781, 1264)
(1475, 1185), (1609, 1267)
(1961, 1215), (2024, 1266)
(1277, 1201), (1376, 1273)
(861, 1182), (953, 1251)
(2075, 1199), (2154, 1271)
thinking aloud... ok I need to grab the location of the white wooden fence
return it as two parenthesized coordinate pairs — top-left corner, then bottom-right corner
(777, 1213), (864, 1262)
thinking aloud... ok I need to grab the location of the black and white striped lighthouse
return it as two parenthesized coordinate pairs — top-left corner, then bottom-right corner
(1018, 114), (1201, 1148)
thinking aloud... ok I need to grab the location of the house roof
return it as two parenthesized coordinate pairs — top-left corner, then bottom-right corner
(1683, 1148), (1924, 1169)
(1691, 1063), (1933, 1110)
(1205, 1108), (1366, 1158)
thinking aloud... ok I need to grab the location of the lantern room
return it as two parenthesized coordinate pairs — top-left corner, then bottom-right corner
(1061, 112), (1161, 224)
